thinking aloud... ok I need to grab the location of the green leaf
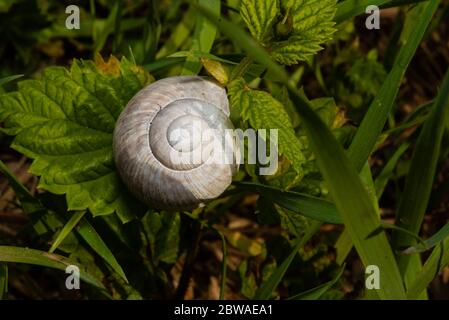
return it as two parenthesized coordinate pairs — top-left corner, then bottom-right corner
(49, 211), (86, 253)
(236, 182), (341, 224)
(288, 264), (344, 300)
(0, 57), (153, 223)
(76, 218), (128, 282)
(271, 0), (337, 65)
(240, 0), (279, 43)
(0, 245), (105, 290)
(228, 78), (306, 177)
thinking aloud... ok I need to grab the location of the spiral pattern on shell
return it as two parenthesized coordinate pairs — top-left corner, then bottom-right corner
(113, 76), (240, 210)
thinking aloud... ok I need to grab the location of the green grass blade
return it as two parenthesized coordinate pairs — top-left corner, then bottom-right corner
(336, 0), (390, 24)
(287, 265), (345, 300)
(170, 50), (238, 65)
(0, 74), (23, 87)
(0, 246), (105, 289)
(76, 218), (128, 283)
(335, 229), (352, 265)
(49, 211), (86, 253)
(254, 221), (321, 300)
(404, 223), (449, 255)
(334, 163), (380, 267)
(335, 0), (428, 23)
(143, 57), (186, 72)
(195, 1), (406, 299)
(181, 0), (220, 75)
(374, 143), (410, 198)
(407, 238), (449, 299)
(392, 68), (449, 266)
(156, 8), (196, 59)
(347, 1), (439, 173)
(288, 90), (406, 299)
(235, 182), (341, 224)
(218, 231), (228, 300)
(0, 263), (7, 299)
(0, 159), (43, 214)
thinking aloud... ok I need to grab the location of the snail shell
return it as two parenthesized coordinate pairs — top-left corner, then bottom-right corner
(113, 76), (240, 210)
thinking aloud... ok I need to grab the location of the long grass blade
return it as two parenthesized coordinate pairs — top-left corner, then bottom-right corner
(49, 211), (86, 253)
(0, 246), (105, 289)
(404, 223), (449, 255)
(392, 68), (449, 269)
(407, 238), (449, 299)
(374, 143), (410, 198)
(287, 265), (345, 300)
(235, 182), (341, 224)
(0, 74), (23, 88)
(76, 218), (128, 283)
(347, 1), (440, 173)
(335, 0), (428, 23)
(0, 159), (43, 214)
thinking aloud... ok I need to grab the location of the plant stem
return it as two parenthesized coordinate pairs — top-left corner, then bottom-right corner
(230, 56), (253, 81)
(174, 220), (203, 299)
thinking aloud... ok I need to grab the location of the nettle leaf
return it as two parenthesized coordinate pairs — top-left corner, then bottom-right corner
(0, 56), (154, 223)
(240, 0), (279, 44)
(228, 78), (306, 178)
(271, 0), (337, 65)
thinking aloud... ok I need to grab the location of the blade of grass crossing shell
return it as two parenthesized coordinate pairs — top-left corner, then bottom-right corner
(76, 218), (128, 283)
(347, 1), (440, 173)
(195, 2), (406, 299)
(49, 211), (86, 253)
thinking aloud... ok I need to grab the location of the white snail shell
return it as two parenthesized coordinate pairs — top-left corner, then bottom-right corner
(113, 76), (240, 210)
